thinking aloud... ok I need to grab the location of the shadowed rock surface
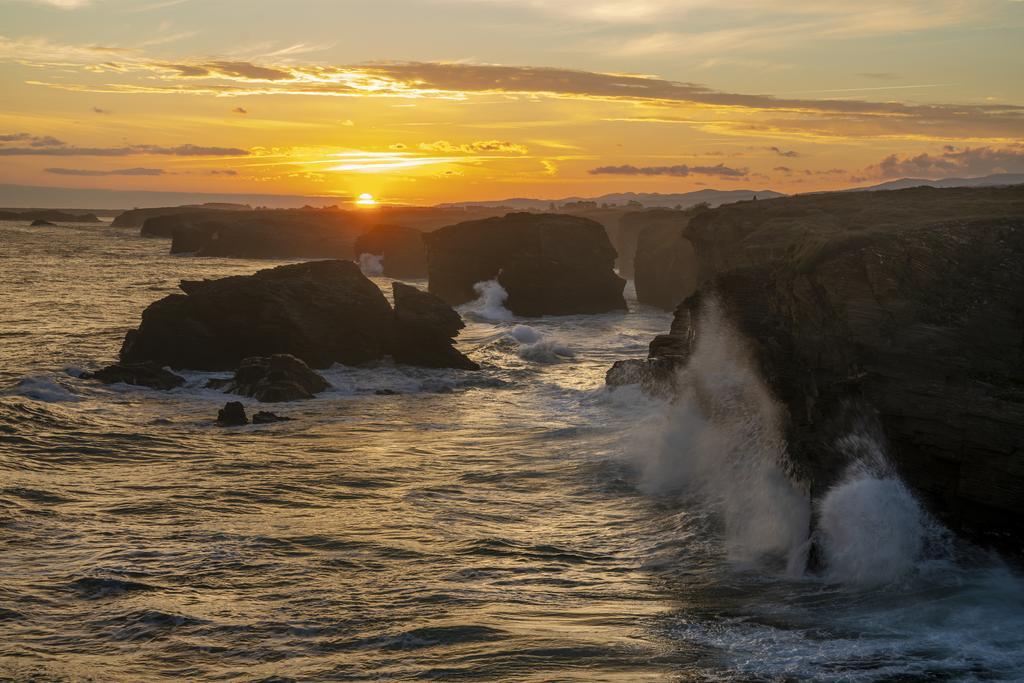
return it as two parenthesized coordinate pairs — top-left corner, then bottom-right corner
(207, 354), (331, 402)
(217, 401), (247, 426)
(612, 185), (1024, 548)
(81, 361), (186, 390)
(120, 260), (475, 371)
(424, 212), (626, 316)
(392, 282), (480, 370)
(353, 224), (428, 279)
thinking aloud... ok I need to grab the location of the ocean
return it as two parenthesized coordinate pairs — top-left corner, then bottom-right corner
(2, 219), (1023, 682)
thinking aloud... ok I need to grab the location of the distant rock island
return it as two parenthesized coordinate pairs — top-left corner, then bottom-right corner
(0, 209), (99, 223)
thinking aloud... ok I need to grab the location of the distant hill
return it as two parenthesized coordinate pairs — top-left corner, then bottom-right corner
(849, 173), (1024, 192)
(439, 189), (785, 210)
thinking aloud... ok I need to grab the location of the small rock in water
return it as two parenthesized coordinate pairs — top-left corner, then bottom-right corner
(252, 411), (291, 424)
(375, 388), (400, 395)
(217, 401), (248, 426)
(82, 361), (186, 390)
(208, 354), (330, 402)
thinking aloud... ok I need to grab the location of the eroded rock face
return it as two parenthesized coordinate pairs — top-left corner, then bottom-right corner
(424, 213), (626, 316)
(208, 354), (331, 402)
(119, 260), (476, 372)
(354, 225), (428, 279)
(392, 283), (479, 370)
(81, 361), (186, 390)
(613, 187), (1024, 548)
(634, 220), (698, 310)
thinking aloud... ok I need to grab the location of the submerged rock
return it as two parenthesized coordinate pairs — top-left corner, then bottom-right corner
(208, 354), (331, 402)
(217, 401), (247, 426)
(424, 213), (626, 316)
(392, 282), (479, 370)
(30, 219), (55, 227)
(252, 411), (291, 424)
(81, 361), (185, 390)
(353, 224), (428, 279)
(119, 259), (476, 372)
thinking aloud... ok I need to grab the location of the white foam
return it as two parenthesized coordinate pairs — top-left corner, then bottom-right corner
(461, 279), (514, 322)
(358, 252), (384, 276)
(505, 324), (575, 363)
(5, 375), (82, 402)
(635, 299), (811, 572)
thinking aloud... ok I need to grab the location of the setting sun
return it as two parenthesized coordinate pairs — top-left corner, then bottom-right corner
(355, 193), (377, 207)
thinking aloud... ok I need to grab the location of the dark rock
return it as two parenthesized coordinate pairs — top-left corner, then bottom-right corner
(616, 209), (685, 279)
(121, 260), (395, 371)
(120, 259), (476, 372)
(392, 282), (479, 370)
(252, 411), (291, 424)
(217, 401), (248, 426)
(354, 224), (428, 279)
(424, 212), (626, 316)
(81, 361), (186, 390)
(115, 204), (252, 230)
(615, 185), (1024, 550)
(30, 219), (56, 227)
(209, 354), (331, 402)
(375, 388), (400, 395)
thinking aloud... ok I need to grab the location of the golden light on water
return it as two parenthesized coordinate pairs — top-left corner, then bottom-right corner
(355, 193), (378, 207)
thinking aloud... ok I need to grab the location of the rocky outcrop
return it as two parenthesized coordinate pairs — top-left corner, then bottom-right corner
(119, 260), (476, 371)
(392, 283), (480, 370)
(424, 212), (626, 316)
(611, 185), (1024, 548)
(114, 204), (251, 229)
(353, 224), (428, 279)
(616, 209), (683, 279)
(217, 401), (247, 426)
(207, 354), (331, 402)
(81, 361), (186, 390)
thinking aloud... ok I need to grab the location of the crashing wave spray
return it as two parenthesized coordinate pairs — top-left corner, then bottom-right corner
(815, 429), (952, 586)
(640, 298), (812, 573)
(358, 252), (384, 277)
(508, 325), (575, 363)
(462, 279), (514, 322)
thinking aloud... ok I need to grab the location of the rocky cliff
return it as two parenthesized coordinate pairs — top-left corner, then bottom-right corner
(424, 212), (626, 316)
(610, 186), (1024, 548)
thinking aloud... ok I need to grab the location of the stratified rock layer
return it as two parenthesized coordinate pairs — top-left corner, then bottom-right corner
(424, 213), (626, 316)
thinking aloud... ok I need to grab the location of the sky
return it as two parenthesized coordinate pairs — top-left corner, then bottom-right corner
(1, 0), (1023, 205)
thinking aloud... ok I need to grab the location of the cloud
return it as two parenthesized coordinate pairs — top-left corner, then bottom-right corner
(92, 106), (110, 114)
(44, 167), (166, 176)
(418, 140), (528, 154)
(589, 163), (748, 177)
(866, 145), (1024, 178)
(209, 169), (238, 175)
(0, 141), (249, 156)
(232, 106), (248, 114)
(766, 146), (800, 157)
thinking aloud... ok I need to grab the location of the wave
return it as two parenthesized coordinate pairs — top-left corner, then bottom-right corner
(461, 279), (514, 322)
(358, 252), (384, 277)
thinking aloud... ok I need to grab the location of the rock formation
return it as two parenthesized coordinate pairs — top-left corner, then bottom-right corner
(392, 282), (480, 370)
(30, 219), (56, 227)
(609, 185), (1024, 549)
(113, 204), (251, 229)
(424, 212), (626, 316)
(207, 354), (331, 402)
(119, 260), (476, 371)
(81, 361), (186, 390)
(353, 224), (428, 279)
(0, 210), (99, 223)
(217, 401), (248, 426)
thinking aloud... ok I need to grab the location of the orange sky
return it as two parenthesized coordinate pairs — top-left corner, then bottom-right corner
(1, 0), (1022, 205)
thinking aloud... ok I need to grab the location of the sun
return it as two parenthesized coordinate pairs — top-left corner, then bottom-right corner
(355, 192), (378, 207)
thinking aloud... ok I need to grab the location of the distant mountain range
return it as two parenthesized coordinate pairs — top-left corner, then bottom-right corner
(439, 189), (785, 210)
(849, 173), (1024, 192)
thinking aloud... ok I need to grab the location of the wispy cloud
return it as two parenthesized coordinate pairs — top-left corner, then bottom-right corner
(0, 139), (249, 156)
(418, 140), (528, 154)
